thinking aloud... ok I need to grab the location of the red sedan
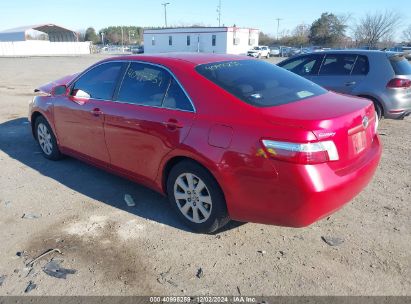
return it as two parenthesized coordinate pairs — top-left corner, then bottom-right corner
(29, 54), (382, 233)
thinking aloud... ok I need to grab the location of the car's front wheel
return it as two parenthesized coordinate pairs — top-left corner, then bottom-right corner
(167, 160), (229, 233)
(35, 116), (63, 160)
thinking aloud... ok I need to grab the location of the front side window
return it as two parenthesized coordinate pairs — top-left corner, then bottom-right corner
(71, 62), (124, 100)
(196, 60), (327, 107)
(279, 55), (323, 76)
(319, 54), (357, 76)
(117, 63), (170, 106)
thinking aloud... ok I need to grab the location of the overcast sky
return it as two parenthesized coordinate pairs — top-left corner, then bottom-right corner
(1, 0), (408, 39)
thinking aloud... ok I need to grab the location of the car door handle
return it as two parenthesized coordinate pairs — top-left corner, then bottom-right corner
(163, 119), (183, 130)
(345, 81), (356, 86)
(90, 108), (103, 117)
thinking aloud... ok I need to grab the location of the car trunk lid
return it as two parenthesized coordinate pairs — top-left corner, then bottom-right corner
(260, 92), (377, 169)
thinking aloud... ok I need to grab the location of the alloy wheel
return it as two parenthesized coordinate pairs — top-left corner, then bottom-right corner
(173, 173), (212, 223)
(37, 123), (53, 155)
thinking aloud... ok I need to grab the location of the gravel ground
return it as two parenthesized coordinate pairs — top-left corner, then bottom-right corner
(0, 55), (410, 296)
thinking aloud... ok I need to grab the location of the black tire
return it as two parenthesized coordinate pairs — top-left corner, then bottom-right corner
(34, 116), (63, 160)
(358, 96), (383, 120)
(374, 102), (383, 120)
(167, 160), (230, 234)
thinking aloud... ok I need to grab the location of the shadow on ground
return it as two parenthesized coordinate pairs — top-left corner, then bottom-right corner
(0, 117), (244, 233)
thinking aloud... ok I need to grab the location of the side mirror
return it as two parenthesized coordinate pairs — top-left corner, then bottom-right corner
(52, 85), (68, 96)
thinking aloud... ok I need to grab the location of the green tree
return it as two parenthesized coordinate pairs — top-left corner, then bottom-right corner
(259, 32), (275, 46)
(309, 13), (347, 47)
(84, 27), (100, 44)
(99, 26), (144, 45)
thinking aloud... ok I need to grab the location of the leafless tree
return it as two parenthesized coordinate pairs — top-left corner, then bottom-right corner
(354, 10), (402, 48)
(403, 25), (411, 43)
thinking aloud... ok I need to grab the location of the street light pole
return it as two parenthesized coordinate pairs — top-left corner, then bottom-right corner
(162, 2), (170, 27)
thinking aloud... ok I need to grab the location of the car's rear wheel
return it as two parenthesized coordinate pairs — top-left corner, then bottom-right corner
(167, 160), (229, 233)
(374, 102), (383, 120)
(35, 116), (63, 160)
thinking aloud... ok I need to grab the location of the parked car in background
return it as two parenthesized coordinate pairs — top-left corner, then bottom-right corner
(247, 46), (271, 58)
(131, 45), (144, 54)
(278, 50), (411, 119)
(279, 47), (301, 57)
(270, 47), (280, 57)
(388, 46), (411, 60)
(29, 54), (381, 233)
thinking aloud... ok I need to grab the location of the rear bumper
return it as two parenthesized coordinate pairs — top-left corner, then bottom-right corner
(223, 136), (382, 227)
(381, 89), (411, 119)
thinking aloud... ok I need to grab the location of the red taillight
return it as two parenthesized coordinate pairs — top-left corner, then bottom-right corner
(387, 78), (411, 89)
(262, 140), (339, 165)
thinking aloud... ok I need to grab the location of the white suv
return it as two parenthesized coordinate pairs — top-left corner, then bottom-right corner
(247, 46), (271, 58)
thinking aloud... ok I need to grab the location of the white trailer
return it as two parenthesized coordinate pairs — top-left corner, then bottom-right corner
(143, 27), (259, 55)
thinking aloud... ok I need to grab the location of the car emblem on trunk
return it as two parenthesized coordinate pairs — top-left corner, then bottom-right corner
(362, 116), (369, 129)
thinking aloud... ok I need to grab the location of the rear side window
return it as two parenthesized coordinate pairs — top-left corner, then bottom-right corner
(319, 54), (357, 75)
(279, 54), (323, 75)
(196, 60), (327, 107)
(163, 79), (194, 111)
(351, 56), (369, 75)
(117, 62), (170, 106)
(71, 62), (123, 100)
(390, 57), (411, 75)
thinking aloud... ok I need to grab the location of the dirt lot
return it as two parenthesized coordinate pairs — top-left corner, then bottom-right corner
(0, 55), (410, 296)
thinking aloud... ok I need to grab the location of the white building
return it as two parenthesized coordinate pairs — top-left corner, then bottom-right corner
(143, 27), (259, 55)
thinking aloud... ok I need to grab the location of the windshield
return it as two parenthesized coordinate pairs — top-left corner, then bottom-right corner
(195, 60), (327, 107)
(253, 47), (261, 50)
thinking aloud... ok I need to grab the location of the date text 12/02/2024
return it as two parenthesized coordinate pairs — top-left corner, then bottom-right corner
(149, 296), (258, 303)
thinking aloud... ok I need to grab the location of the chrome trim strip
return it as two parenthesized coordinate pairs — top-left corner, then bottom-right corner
(68, 59), (197, 113)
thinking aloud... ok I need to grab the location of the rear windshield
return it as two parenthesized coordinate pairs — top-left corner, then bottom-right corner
(390, 57), (411, 75)
(195, 60), (327, 107)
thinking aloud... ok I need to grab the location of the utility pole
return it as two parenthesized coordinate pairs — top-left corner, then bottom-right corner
(217, 0), (222, 27)
(162, 2), (170, 27)
(275, 18), (282, 41)
(121, 27), (124, 51)
(129, 30), (134, 44)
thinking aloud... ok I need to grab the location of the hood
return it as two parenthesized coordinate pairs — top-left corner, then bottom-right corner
(34, 73), (79, 94)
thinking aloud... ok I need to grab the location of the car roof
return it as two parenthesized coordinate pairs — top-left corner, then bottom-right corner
(306, 49), (400, 57)
(110, 53), (249, 66)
